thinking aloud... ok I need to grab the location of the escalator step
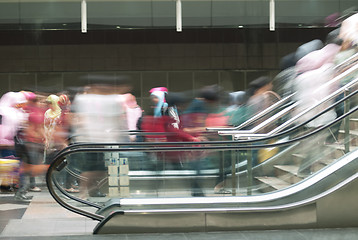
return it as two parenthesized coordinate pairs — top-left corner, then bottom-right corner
(325, 144), (345, 151)
(292, 153), (305, 159)
(338, 129), (358, 136)
(274, 165), (302, 184)
(255, 176), (291, 190)
(274, 165), (299, 175)
(319, 158), (335, 166)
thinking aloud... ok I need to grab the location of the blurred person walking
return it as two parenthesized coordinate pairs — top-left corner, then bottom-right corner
(141, 87), (203, 196)
(44, 94), (69, 164)
(246, 76), (281, 131)
(71, 77), (130, 198)
(0, 92), (27, 193)
(14, 92), (48, 201)
(21, 91), (46, 192)
(245, 77), (281, 167)
(124, 93), (142, 142)
(181, 85), (230, 195)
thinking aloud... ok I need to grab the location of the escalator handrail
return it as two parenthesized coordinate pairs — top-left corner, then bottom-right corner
(49, 104), (358, 166)
(269, 70), (357, 135)
(335, 51), (358, 71)
(46, 167), (104, 221)
(46, 104), (358, 221)
(48, 104), (358, 155)
(207, 51), (358, 132)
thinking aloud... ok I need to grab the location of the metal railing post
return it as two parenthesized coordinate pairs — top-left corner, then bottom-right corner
(231, 149), (237, 196)
(344, 89), (351, 153)
(247, 148), (253, 196)
(220, 150), (224, 188)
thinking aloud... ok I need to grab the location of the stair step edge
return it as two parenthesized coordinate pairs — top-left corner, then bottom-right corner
(255, 176), (291, 190)
(274, 165), (299, 175)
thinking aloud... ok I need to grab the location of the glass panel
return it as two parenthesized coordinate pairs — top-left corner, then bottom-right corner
(249, 114), (358, 195)
(48, 92), (358, 215)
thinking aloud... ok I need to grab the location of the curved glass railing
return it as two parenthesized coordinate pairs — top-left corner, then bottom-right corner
(46, 85), (358, 221)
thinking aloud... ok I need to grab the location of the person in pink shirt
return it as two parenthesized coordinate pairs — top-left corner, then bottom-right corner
(0, 92), (27, 193)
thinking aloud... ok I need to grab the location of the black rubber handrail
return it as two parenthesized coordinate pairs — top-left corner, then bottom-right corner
(51, 171), (102, 209)
(50, 105), (358, 154)
(46, 168), (104, 221)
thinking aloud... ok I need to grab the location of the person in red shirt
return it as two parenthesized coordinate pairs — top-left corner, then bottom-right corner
(15, 92), (47, 201)
(141, 88), (204, 196)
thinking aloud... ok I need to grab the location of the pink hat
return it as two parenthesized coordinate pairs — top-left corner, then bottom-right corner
(149, 87), (168, 93)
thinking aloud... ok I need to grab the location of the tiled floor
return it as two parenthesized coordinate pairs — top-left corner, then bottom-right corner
(0, 188), (97, 238)
(1, 229), (358, 240)
(0, 193), (29, 234)
(1, 188), (358, 240)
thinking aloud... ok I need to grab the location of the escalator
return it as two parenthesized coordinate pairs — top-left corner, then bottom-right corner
(46, 56), (358, 234)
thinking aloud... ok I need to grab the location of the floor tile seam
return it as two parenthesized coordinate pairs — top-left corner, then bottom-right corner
(1, 224), (91, 235)
(6, 218), (90, 223)
(237, 231), (249, 240)
(1, 232), (92, 238)
(183, 233), (189, 240)
(240, 231), (254, 240)
(0, 208), (27, 211)
(294, 229), (308, 240)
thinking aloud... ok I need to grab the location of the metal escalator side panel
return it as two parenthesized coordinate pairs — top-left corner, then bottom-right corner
(94, 211), (206, 234)
(94, 173), (358, 234)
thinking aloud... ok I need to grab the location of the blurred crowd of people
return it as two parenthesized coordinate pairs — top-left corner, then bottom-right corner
(0, 90), (73, 200)
(0, 12), (357, 200)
